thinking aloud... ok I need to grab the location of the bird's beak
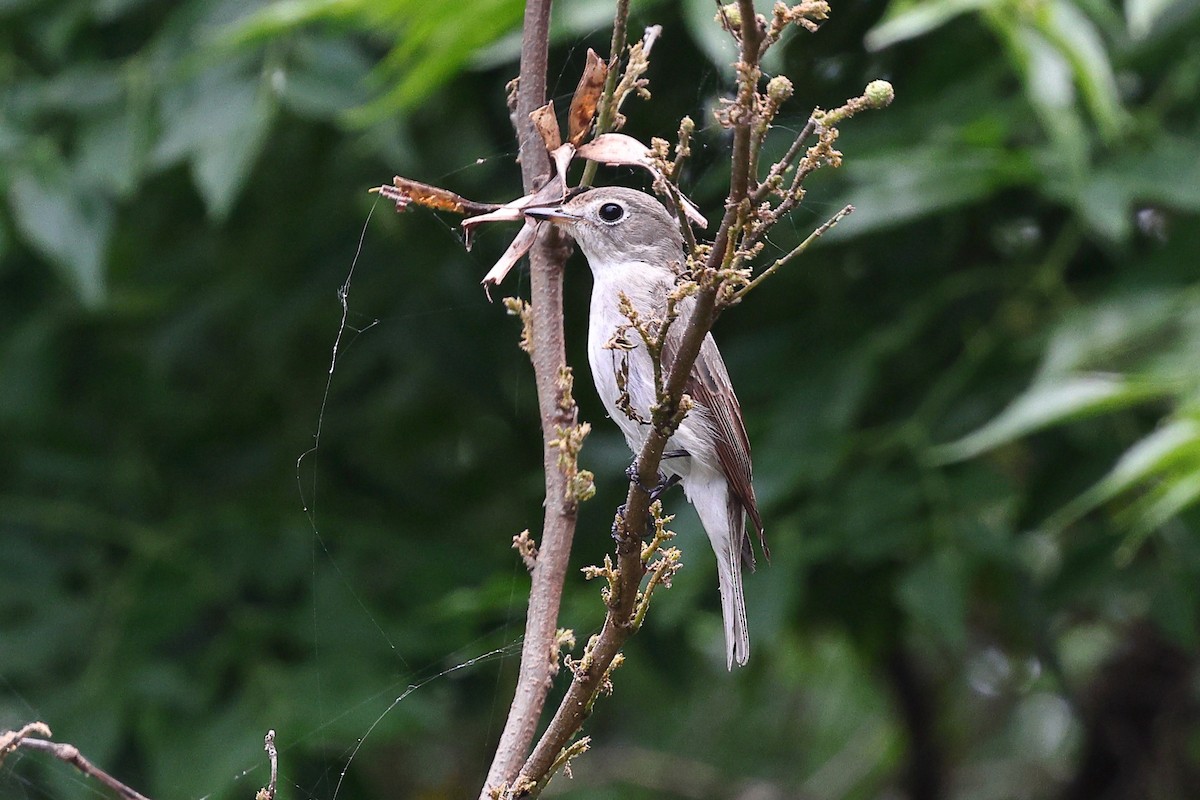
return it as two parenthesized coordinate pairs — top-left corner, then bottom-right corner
(522, 205), (579, 224)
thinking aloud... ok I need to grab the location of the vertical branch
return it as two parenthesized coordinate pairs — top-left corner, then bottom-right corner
(595, 0), (630, 134)
(480, 0), (580, 797)
(580, 0), (631, 188)
(707, 0), (763, 274)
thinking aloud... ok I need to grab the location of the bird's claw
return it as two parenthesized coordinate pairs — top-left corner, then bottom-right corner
(649, 473), (681, 503)
(625, 457), (683, 502)
(612, 504), (628, 541)
(624, 460), (649, 488)
(611, 502), (657, 544)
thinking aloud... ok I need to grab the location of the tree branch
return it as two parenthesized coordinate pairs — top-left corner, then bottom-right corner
(731, 203), (854, 302)
(480, 0), (581, 796)
(1, 725), (154, 800)
(580, 0), (632, 188)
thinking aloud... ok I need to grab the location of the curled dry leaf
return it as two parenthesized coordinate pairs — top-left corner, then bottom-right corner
(550, 143), (576, 188)
(530, 101), (562, 152)
(481, 220), (540, 297)
(577, 134), (708, 228)
(568, 49), (608, 146)
(467, 178), (571, 291)
(372, 177), (501, 215)
(464, 174), (567, 235)
(575, 132), (653, 168)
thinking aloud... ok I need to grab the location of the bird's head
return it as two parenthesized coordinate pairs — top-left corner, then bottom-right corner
(524, 187), (684, 276)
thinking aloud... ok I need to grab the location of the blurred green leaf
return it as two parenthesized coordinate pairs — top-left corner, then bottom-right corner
(8, 158), (112, 307)
(1037, 292), (1181, 376)
(355, 0), (524, 120)
(152, 62), (274, 218)
(932, 374), (1162, 463)
(1125, 0), (1190, 39)
(824, 144), (1025, 239)
(1004, 22), (1092, 176)
(223, 0), (526, 121)
(1065, 134), (1200, 239)
(5, 62), (125, 118)
(275, 35), (374, 118)
(865, 0), (1000, 51)
(682, 0), (740, 66)
(217, 0), (361, 41)
(897, 550), (969, 650)
(1049, 417), (1200, 528)
(1120, 472), (1200, 561)
(76, 103), (154, 199)
(1037, 0), (1127, 141)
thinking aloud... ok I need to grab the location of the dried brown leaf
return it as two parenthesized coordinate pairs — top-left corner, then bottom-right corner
(464, 177), (569, 275)
(530, 101), (562, 152)
(568, 49), (608, 146)
(550, 143), (576, 188)
(373, 177), (501, 215)
(462, 179), (566, 236)
(576, 132), (654, 168)
(481, 219), (540, 292)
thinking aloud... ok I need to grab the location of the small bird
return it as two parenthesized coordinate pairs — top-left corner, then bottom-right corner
(525, 187), (765, 669)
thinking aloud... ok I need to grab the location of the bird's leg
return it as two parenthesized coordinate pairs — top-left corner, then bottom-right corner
(648, 473), (681, 503)
(624, 459), (653, 492)
(612, 504), (631, 541)
(625, 451), (688, 498)
(615, 452), (688, 542)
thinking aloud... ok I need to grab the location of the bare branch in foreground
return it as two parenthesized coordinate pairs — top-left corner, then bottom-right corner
(1, 724), (154, 800)
(501, 4), (769, 796)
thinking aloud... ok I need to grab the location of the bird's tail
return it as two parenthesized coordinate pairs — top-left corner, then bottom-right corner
(716, 534), (750, 670)
(685, 475), (751, 669)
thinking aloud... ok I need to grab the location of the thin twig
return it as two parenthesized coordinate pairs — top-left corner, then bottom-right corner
(581, 0), (632, 187)
(255, 730), (278, 800)
(731, 204), (853, 303)
(3, 727), (154, 800)
(705, 0), (762, 276)
(749, 114), (819, 206)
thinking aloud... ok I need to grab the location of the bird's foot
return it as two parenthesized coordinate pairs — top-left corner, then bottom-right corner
(625, 454), (686, 501)
(648, 473), (681, 503)
(611, 504), (657, 547)
(612, 503), (629, 542)
(623, 459), (652, 491)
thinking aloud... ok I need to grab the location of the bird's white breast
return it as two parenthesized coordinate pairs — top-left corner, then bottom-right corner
(586, 263), (719, 479)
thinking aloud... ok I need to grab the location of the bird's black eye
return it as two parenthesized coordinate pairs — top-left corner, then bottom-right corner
(598, 202), (625, 223)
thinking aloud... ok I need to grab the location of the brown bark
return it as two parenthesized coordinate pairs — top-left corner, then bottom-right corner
(479, 0), (580, 796)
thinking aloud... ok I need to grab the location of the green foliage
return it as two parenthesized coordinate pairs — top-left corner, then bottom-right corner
(2, 0), (1199, 798)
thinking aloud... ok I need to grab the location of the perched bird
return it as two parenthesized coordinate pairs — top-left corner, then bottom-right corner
(525, 187), (765, 669)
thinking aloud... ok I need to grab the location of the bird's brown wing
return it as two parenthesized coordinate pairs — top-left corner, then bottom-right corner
(664, 327), (767, 567)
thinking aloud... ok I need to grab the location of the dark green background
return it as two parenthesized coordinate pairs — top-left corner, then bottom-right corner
(3, 0), (1199, 798)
